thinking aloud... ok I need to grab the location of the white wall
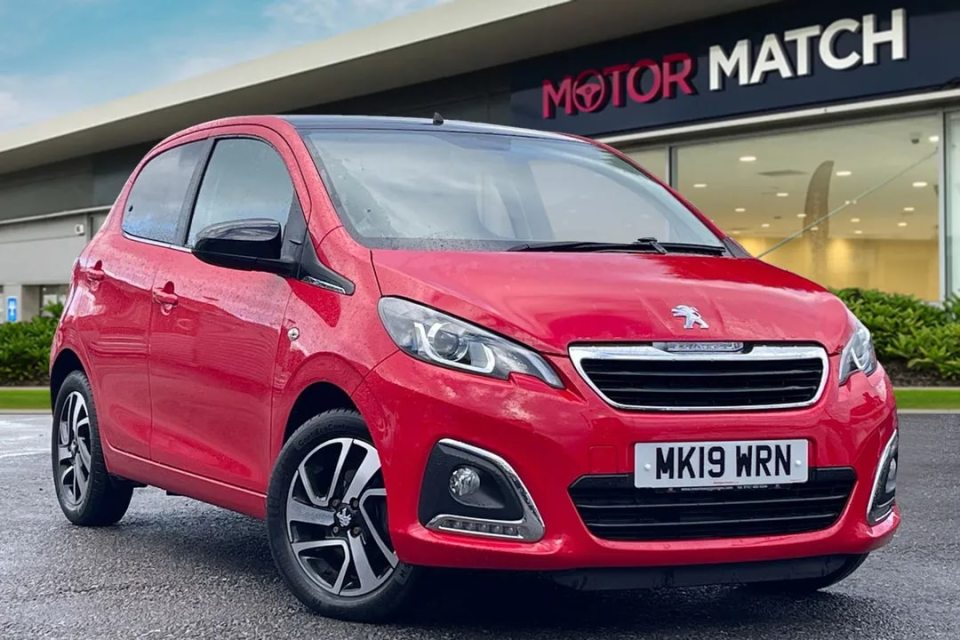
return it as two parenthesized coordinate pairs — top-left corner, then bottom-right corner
(0, 214), (89, 286)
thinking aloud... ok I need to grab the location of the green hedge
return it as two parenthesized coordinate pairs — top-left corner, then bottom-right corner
(0, 302), (61, 386)
(833, 288), (960, 381)
(0, 314), (58, 385)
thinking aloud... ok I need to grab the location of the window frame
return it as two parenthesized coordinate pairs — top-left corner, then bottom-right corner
(299, 128), (724, 251)
(120, 138), (213, 247)
(183, 135), (302, 249)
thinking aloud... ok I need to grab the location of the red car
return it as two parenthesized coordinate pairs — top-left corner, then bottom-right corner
(49, 115), (899, 621)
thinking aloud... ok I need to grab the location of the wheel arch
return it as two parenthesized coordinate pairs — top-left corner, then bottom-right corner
(50, 348), (87, 412)
(282, 381), (358, 446)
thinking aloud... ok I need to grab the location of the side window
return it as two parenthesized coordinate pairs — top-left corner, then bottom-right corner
(187, 138), (295, 246)
(123, 142), (206, 244)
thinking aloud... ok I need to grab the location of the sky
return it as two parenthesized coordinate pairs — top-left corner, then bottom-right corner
(0, 0), (447, 132)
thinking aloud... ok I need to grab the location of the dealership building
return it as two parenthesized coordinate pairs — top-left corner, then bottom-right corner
(1, 0), (958, 321)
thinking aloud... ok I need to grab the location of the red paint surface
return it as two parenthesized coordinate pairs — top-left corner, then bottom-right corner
(51, 115), (899, 570)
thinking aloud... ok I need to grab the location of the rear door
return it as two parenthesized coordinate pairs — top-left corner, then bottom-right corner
(148, 132), (306, 491)
(76, 141), (208, 458)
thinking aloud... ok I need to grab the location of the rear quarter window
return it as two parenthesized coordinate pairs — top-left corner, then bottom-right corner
(122, 142), (206, 244)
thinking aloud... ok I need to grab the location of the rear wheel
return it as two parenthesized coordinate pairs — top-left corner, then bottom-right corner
(266, 409), (419, 622)
(756, 554), (868, 593)
(51, 371), (133, 526)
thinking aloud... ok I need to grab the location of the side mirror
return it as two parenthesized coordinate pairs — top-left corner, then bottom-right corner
(192, 219), (296, 276)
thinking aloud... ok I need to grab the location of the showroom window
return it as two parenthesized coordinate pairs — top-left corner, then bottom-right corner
(946, 111), (960, 295)
(623, 147), (668, 183)
(670, 116), (942, 301)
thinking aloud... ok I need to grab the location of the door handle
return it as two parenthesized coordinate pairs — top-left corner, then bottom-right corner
(152, 288), (179, 307)
(84, 261), (105, 282)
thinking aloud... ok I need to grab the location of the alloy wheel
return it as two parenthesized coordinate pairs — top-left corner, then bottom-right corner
(56, 391), (92, 507)
(285, 438), (398, 597)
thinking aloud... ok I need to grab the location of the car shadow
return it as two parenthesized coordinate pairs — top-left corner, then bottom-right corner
(81, 496), (907, 636)
(399, 569), (897, 635)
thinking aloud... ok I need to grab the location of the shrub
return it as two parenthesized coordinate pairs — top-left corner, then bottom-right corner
(0, 315), (58, 385)
(833, 288), (960, 381)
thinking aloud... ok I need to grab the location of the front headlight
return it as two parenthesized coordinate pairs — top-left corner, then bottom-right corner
(378, 297), (563, 388)
(838, 312), (878, 385)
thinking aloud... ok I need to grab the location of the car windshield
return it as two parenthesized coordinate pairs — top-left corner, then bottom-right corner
(301, 129), (723, 251)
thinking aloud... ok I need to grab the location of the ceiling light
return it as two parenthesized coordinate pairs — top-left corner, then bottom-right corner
(811, 226), (819, 231)
(761, 223), (770, 228)
(693, 183), (707, 188)
(904, 206), (915, 212)
(835, 170), (852, 177)
(851, 217), (861, 223)
(854, 230), (863, 235)
(913, 181), (929, 188)
(731, 230), (742, 235)
(796, 213), (807, 218)
(739, 155), (757, 162)
(898, 221), (908, 227)
(776, 192), (789, 197)
(734, 207), (746, 213)
(929, 135), (940, 143)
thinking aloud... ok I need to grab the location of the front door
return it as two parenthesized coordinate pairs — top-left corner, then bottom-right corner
(77, 140), (208, 458)
(148, 134), (304, 491)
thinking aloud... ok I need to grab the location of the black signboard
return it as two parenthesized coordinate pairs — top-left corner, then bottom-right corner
(510, 0), (960, 136)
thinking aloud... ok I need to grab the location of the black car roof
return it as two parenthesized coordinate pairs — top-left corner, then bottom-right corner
(279, 114), (574, 141)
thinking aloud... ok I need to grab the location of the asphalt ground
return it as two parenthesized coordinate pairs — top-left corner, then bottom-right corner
(1, 413), (958, 639)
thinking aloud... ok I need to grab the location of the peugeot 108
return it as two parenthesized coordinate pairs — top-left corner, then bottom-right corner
(49, 115), (899, 621)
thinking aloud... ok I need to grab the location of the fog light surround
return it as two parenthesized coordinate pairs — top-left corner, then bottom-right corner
(425, 439), (544, 542)
(867, 430), (899, 525)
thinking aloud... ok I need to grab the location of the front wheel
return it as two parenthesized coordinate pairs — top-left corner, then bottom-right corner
(266, 409), (419, 622)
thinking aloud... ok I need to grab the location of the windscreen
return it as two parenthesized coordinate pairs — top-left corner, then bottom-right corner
(302, 129), (722, 251)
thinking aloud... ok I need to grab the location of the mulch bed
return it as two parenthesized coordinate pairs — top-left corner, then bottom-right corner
(882, 360), (957, 387)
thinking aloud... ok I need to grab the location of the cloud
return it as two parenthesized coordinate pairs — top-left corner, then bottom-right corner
(263, 0), (444, 35)
(0, 72), (99, 129)
(0, 90), (20, 120)
(0, 0), (448, 132)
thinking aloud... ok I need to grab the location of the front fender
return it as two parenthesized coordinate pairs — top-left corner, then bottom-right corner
(269, 347), (399, 460)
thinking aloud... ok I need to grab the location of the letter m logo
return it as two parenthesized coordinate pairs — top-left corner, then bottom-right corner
(542, 76), (574, 119)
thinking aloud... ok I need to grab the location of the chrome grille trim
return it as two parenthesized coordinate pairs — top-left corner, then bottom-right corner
(569, 344), (830, 412)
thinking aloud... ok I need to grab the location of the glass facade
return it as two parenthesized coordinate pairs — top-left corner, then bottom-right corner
(625, 113), (944, 300)
(627, 147), (668, 183)
(947, 112), (960, 295)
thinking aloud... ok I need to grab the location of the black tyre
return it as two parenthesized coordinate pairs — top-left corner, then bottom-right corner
(266, 409), (419, 622)
(756, 554), (868, 593)
(51, 371), (133, 526)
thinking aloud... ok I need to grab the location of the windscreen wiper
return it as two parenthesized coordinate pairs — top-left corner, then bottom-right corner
(508, 238), (666, 253)
(508, 237), (726, 255)
(656, 242), (727, 256)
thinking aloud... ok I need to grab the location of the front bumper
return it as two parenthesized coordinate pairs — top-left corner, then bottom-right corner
(352, 350), (899, 571)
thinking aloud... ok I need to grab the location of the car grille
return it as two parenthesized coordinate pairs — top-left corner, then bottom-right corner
(569, 468), (855, 541)
(569, 345), (827, 411)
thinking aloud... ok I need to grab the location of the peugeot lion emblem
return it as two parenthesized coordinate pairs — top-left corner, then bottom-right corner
(672, 305), (709, 330)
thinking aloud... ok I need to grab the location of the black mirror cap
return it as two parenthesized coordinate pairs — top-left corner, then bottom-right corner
(192, 219), (295, 276)
(194, 219), (282, 259)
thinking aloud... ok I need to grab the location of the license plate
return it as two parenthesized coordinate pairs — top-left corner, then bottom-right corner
(634, 439), (808, 488)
